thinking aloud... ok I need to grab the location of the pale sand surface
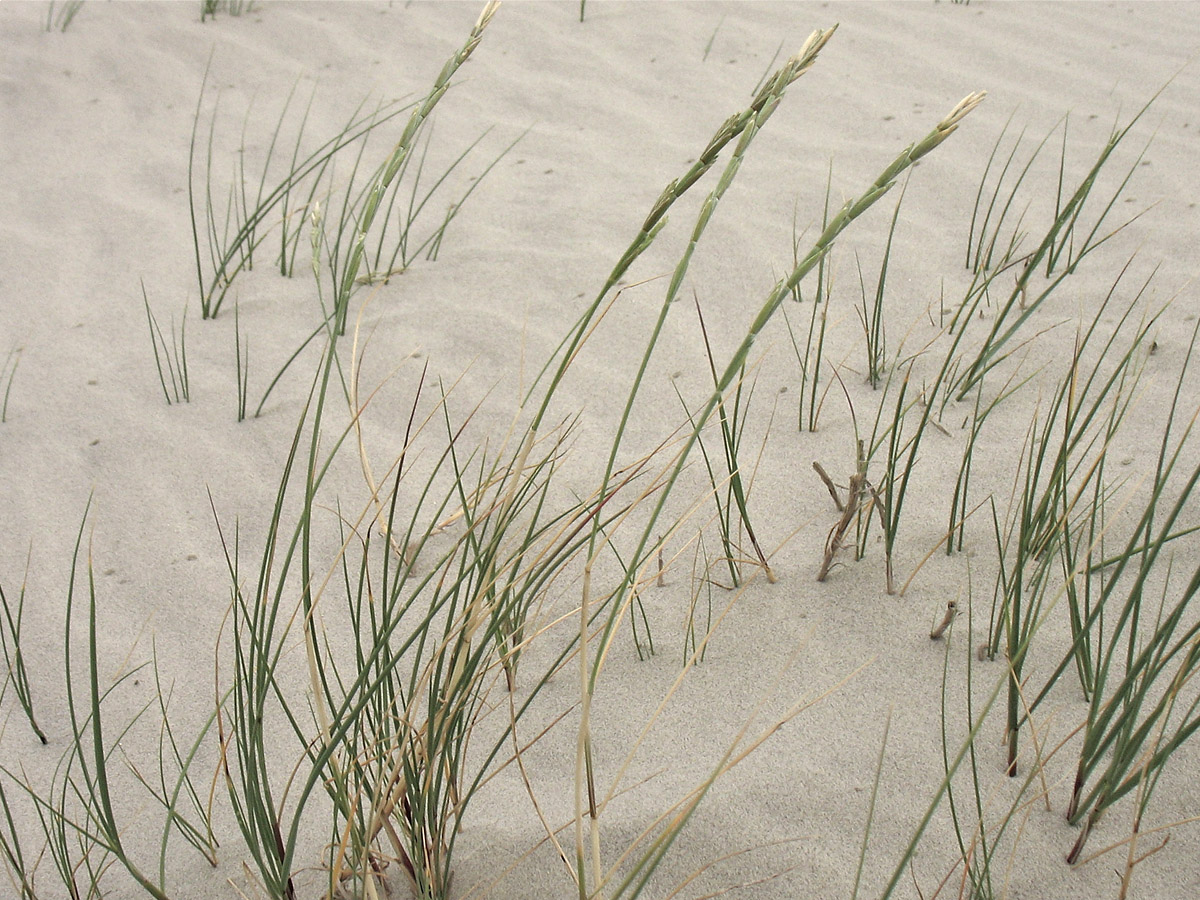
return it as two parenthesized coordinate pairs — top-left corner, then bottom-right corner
(2, 2), (1200, 898)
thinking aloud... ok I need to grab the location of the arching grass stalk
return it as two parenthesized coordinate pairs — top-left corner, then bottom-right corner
(110, 650), (223, 887)
(964, 108), (1017, 271)
(276, 82), (318, 276)
(852, 304), (958, 591)
(575, 84), (985, 896)
(683, 532), (716, 665)
(373, 124), (528, 278)
(318, 115), (379, 310)
(333, 2), (500, 334)
(234, 300), (249, 422)
(252, 310), (336, 418)
(947, 365), (1033, 555)
(1045, 110), (1150, 276)
(252, 201), (346, 419)
(874, 366), (913, 595)
(780, 165), (834, 433)
(673, 352), (770, 591)
(526, 28), (839, 433)
(561, 32), (842, 891)
(1045, 113), (1071, 274)
(233, 82), (299, 276)
(672, 379), (740, 589)
(805, 171), (835, 432)
(140, 645), (220, 880)
(314, 114), (520, 305)
(187, 53), (214, 313)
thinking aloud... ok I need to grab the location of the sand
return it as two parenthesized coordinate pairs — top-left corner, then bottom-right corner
(2, 1), (1199, 898)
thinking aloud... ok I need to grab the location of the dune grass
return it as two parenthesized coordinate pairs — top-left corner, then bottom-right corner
(203, 8), (847, 898)
(233, 300), (249, 421)
(781, 164), (836, 434)
(0, 499), (218, 900)
(8, 6), (1200, 900)
(0, 565), (45, 745)
(673, 299), (774, 589)
(186, 39), (521, 424)
(855, 173), (908, 392)
(952, 94), (1159, 401)
(0, 777), (35, 899)
(325, 3), (506, 336)
(193, 18), (987, 899)
(759, 75), (1199, 896)
(980, 266), (1160, 775)
(187, 55), (513, 324)
(142, 282), (190, 406)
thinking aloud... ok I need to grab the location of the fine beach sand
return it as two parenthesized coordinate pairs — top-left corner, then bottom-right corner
(2, 2), (1200, 898)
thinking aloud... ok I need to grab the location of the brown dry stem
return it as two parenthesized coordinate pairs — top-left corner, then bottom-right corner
(817, 471), (865, 581)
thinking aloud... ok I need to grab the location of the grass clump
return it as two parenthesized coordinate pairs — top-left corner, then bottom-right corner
(188, 35), (520, 326)
(674, 299), (774, 589)
(982, 269), (1159, 775)
(187, 69), (407, 320)
(952, 95), (1159, 401)
(141, 282), (190, 406)
(781, 165), (836, 433)
(854, 174), (908, 391)
(0, 501), (217, 900)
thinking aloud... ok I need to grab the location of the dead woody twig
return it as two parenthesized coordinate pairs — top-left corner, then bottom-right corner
(812, 461), (844, 511)
(817, 471), (865, 581)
